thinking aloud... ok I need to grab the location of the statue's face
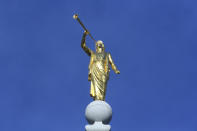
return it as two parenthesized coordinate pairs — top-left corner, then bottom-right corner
(96, 40), (104, 53)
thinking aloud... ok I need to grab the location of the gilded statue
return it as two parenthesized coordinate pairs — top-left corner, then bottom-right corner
(73, 14), (120, 101)
(81, 31), (120, 101)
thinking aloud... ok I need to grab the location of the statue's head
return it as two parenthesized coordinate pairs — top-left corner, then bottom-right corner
(95, 40), (105, 53)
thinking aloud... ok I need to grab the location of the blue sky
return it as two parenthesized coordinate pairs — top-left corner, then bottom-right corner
(0, 0), (197, 131)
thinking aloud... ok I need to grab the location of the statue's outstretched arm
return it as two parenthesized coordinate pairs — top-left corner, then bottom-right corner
(109, 53), (120, 74)
(81, 31), (92, 56)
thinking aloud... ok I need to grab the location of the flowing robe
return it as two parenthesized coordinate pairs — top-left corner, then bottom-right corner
(89, 52), (109, 100)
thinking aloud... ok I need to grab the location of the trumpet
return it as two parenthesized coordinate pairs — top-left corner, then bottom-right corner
(73, 14), (96, 42)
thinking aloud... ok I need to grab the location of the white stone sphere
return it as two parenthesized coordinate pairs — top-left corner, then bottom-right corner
(85, 100), (112, 124)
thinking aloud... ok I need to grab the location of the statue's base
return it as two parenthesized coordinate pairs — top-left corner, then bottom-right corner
(85, 122), (111, 131)
(85, 100), (112, 131)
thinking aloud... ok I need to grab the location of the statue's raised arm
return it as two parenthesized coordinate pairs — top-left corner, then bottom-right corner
(81, 31), (93, 56)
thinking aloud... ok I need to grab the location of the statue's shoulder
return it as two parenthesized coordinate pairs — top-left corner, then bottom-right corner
(105, 52), (110, 56)
(90, 51), (96, 57)
(91, 51), (95, 55)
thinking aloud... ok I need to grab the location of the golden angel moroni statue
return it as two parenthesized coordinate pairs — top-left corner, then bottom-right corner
(73, 14), (120, 101)
(81, 31), (120, 101)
